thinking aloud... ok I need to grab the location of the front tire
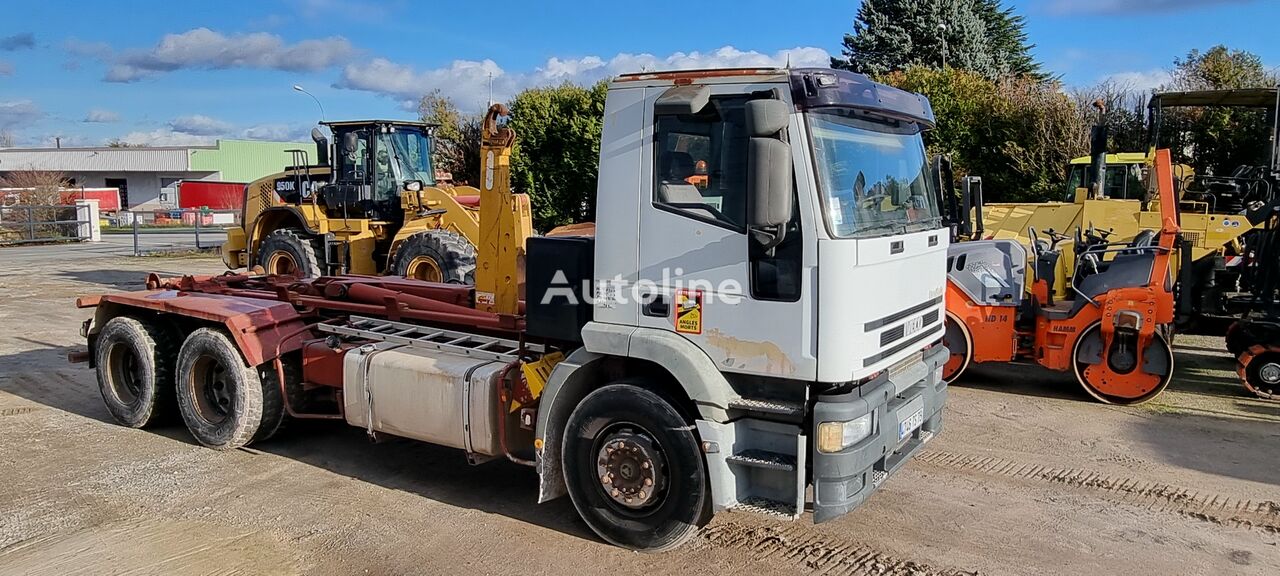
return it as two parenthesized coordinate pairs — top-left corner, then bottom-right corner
(94, 316), (177, 428)
(175, 328), (271, 450)
(391, 230), (476, 284)
(562, 382), (710, 551)
(1072, 321), (1174, 405)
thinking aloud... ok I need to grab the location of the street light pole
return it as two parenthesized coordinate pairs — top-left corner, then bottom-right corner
(293, 85), (327, 122)
(938, 23), (948, 69)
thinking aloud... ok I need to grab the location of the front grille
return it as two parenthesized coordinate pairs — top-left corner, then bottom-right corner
(879, 308), (941, 347)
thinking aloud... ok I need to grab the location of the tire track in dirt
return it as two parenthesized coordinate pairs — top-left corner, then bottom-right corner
(696, 520), (978, 576)
(916, 450), (1280, 534)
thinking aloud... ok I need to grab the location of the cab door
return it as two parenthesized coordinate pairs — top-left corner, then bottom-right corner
(635, 85), (816, 380)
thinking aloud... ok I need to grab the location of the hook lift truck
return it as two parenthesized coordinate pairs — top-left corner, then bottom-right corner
(72, 68), (950, 550)
(941, 150), (1182, 404)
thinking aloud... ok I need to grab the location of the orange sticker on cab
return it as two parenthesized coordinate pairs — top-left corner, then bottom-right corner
(674, 289), (703, 334)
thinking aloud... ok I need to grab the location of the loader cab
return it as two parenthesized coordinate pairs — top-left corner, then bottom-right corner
(319, 120), (437, 223)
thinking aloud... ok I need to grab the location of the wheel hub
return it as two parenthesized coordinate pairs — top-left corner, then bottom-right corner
(596, 432), (663, 509)
(1259, 362), (1280, 386)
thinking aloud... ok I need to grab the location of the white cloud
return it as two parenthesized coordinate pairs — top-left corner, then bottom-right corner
(1100, 69), (1173, 92)
(1047, 0), (1254, 15)
(241, 123), (312, 142)
(169, 114), (234, 136)
(98, 28), (355, 82)
(0, 100), (43, 130)
(112, 129), (217, 147)
(84, 108), (120, 123)
(336, 45), (831, 110)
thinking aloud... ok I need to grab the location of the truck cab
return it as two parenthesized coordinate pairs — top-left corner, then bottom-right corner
(528, 67), (948, 544)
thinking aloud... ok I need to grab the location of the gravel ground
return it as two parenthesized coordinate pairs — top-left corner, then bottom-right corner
(0, 245), (1277, 576)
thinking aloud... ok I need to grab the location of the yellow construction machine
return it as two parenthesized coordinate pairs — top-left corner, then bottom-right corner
(967, 91), (1278, 324)
(222, 108), (532, 282)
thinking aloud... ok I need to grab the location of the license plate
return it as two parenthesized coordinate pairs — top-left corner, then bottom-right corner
(898, 407), (924, 440)
(904, 315), (924, 337)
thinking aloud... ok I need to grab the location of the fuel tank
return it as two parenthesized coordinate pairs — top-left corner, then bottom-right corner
(343, 343), (507, 456)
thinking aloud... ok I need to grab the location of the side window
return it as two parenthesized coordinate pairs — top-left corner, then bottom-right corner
(653, 96), (749, 229)
(1104, 165), (1128, 198)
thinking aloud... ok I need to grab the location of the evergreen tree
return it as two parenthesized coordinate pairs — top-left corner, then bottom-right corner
(832, 0), (1040, 80)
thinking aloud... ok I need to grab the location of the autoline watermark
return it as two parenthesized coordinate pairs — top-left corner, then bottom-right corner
(541, 267), (743, 306)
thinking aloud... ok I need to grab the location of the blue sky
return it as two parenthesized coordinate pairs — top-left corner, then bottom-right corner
(0, 0), (1276, 147)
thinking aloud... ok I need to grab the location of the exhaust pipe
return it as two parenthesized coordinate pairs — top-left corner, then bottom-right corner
(311, 127), (330, 166)
(1089, 100), (1108, 199)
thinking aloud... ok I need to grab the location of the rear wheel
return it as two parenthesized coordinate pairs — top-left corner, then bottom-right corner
(258, 228), (321, 278)
(391, 230), (476, 284)
(175, 328), (272, 450)
(1072, 320), (1174, 405)
(941, 312), (972, 384)
(94, 316), (177, 428)
(562, 382), (709, 551)
(1238, 346), (1280, 400)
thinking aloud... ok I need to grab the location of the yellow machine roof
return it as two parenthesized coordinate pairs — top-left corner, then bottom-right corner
(1068, 152), (1149, 165)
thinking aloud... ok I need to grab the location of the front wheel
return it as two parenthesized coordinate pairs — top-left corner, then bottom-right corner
(562, 382), (710, 551)
(1072, 321), (1174, 405)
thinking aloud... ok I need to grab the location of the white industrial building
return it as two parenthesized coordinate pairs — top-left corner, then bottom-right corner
(0, 139), (308, 210)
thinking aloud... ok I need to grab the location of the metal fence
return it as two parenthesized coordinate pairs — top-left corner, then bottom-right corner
(113, 208), (241, 256)
(0, 204), (91, 245)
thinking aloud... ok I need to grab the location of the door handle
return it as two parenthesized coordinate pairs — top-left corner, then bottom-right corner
(643, 294), (669, 317)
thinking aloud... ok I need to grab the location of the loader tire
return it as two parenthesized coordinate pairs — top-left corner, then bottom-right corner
(391, 230), (476, 284)
(258, 228), (322, 278)
(94, 316), (178, 428)
(175, 328), (272, 450)
(562, 382), (711, 551)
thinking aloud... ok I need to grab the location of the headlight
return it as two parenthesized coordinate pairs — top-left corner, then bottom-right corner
(817, 413), (874, 453)
(404, 180), (423, 192)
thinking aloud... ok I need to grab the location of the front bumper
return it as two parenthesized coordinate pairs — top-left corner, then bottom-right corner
(811, 343), (947, 523)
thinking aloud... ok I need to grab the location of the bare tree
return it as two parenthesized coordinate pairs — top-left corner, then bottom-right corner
(0, 130), (15, 148)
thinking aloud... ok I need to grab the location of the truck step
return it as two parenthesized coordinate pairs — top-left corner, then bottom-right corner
(726, 449), (797, 472)
(728, 397), (805, 418)
(732, 496), (799, 518)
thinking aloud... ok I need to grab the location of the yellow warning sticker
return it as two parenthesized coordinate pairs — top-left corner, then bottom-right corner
(674, 289), (703, 334)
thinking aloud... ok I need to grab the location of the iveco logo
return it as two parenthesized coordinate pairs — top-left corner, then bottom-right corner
(904, 316), (924, 337)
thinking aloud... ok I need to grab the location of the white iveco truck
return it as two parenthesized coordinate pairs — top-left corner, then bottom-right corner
(80, 67), (948, 552)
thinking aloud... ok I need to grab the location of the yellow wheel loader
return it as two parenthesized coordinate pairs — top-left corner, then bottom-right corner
(221, 112), (531, 281)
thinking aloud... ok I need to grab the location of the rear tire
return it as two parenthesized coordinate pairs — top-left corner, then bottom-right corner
(258, 228), (322, 278)
(175, 328), (270, 450)
(562, 382), (710, 551)
(94, 316), (177, 428)
(391, 230), (476, 284)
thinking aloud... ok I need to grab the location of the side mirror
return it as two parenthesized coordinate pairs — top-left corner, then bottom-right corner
(342, 132), (359, 155)
(745, 99), (794, 229)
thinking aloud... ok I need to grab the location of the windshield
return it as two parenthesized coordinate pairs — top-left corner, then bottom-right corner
(377, 129), (435, 185)
(808, 110), (941, 238)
